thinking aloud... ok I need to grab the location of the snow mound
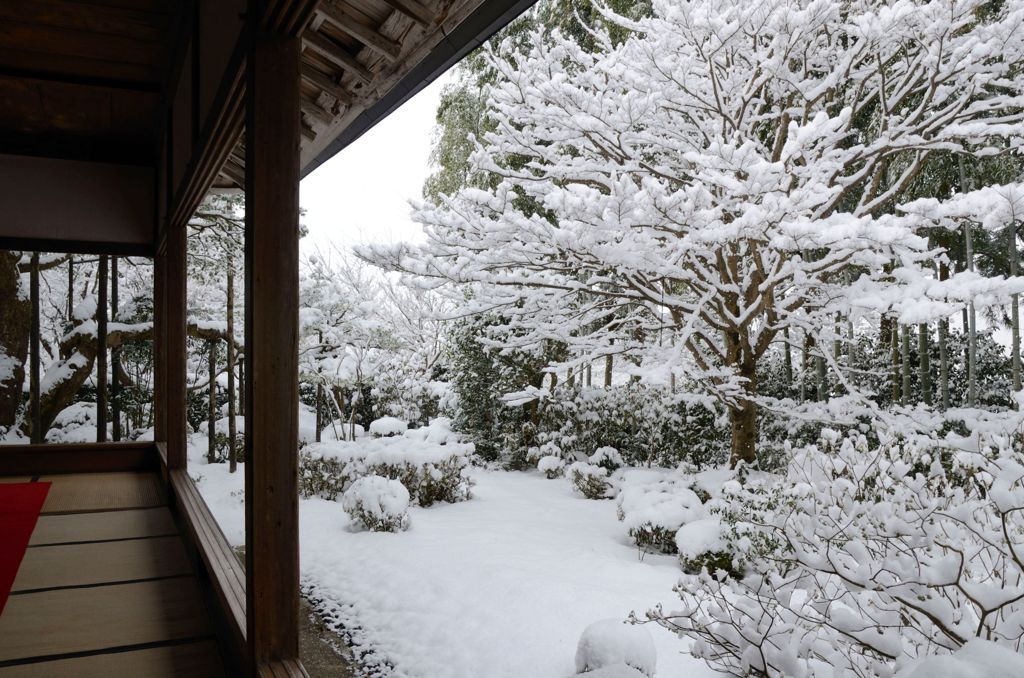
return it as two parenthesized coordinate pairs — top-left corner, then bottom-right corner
(538, 455), (565, 478)
(369, 416), (408, 437)
(404, 416), (460, 444)
(897, 640), (1024, 678)
(616, 478), (704, 533)
(675, 518), (725, 561)
(341, 475), (410, 532)
(575, 619), (656, 677)
(589, 446), (623, 468)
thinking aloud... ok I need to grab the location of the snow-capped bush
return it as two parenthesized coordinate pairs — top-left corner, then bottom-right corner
(533, 385), (728, 469)
(575, 619), (656, 677)
(650, 428), (1024, 676)
(569, 462), (613, 500)
(369, 416), (408, 437)
(341, 475), (410, 532)
(616, 477), (705, 555)
(538, 455), (565, 479)
(301, 418), (473, 507)
(589, 446), (623, 473)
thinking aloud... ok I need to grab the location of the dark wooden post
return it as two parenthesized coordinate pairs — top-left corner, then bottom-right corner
(166, 224), (188, 467)
(153, 245), (167, 443)
(97, 255), (108, 442)
(29, 253), (42, 444)
(244, 17), (301, 668)
(112, 257), (122, 441)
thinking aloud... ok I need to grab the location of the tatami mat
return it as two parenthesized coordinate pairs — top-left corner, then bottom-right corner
(37, 472), (164, 513)
(29, 507), (177, 546)
(12, 536), (191, 592)
(0, 639), (224, 678)
(0, 577), (209, 662)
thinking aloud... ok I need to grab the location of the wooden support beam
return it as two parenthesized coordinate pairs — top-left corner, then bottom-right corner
(97, 255), (108, 443)
(162, 225), (187, 469)
(29, 253), (42, 444)
(378, 0), (433, 26)
(153, 244), (166, 443)
(317, 2), (402, 62)
(301, 98), (334, 125)
(300, 65), (353, 105)
(302, 31), (373, 86)
(244, 23), (301, 668)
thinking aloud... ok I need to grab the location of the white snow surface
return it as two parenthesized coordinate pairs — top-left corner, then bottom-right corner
(897, 639), (1024, 678)
(575, 618), (656, 677)
(189, 444), (714, 678)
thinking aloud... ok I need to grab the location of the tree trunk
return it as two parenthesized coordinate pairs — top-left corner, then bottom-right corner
(938, 262), (950, 409)
(208, 340), (217, 464)
(889, 320), (900, 403)
(315, 332), (323, 443)
(97, 255), (108, 442)
(111, 257), (122, 441)
(729, 357), (759, 467)
(227, 264), (237, 473)
(67, 255), (75, 322)
(783, 327), (793, 394)
(604, 353), (612, 388)
(30, 254), (42, 443)
(585, 364), (592, 387)
(1011, 223), (1021, 394)
(918, 324), (931, 406)
(900, 324), (910, 406)
(960, 156), (978, 407)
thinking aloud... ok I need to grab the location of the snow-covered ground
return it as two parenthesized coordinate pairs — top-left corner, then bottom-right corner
(189, 443), (716, 678)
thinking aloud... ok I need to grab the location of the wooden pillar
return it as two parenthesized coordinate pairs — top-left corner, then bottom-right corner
(155, 225), (187, 467)
(153, 246), (167, 442)
(244, 20), (301, 668)
(97, 255), (108, 442)
(112, 257), (122, 441)
(29, 253), (41, 444)
(166, 225), (187, 467)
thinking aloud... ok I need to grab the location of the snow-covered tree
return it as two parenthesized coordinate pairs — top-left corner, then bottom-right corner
(366, 0), (1024, 465)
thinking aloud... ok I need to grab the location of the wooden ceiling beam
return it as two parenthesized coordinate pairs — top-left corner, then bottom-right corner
(300, 64), (353, 105)
(302, 31), (373, 86)
(378, 0), (433, 26)
(301, 98), (334, 125)
(316, 1), (402, 62)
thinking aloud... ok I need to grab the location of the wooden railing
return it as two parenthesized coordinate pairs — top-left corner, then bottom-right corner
(0, 440), (158, 475)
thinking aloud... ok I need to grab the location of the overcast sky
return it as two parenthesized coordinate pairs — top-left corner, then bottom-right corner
(298, 71), (453, 258)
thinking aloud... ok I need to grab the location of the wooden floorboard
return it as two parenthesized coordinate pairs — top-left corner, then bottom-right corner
(0, 578), (210, 663)
(38, 472), (164, 513)
(12, 536), (191, 592)
(0, 640), (225, 678)
(29, 507), (177, 546)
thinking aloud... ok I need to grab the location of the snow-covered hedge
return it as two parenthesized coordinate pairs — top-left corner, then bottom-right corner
(300, 418), (473, 507)
(341, 475), (410, 532)
(532, 384), (729, 469)
(537, 455), (564, 479)
(649, 427), (1024, 676)
(616, 476), (706, 555)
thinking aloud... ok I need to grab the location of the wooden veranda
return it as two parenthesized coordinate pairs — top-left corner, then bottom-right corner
(0, 1), (535, 675)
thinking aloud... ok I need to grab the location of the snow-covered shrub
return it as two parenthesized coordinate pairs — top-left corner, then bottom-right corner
(569, 462), (613, 499)
(616, 477), (705, 555)
(535, 385), (728, 469)
(300, 418), (473, 507)
(575, 619), (656, 677)
(369, 416), (408, 437)
(538, 455), (565, 479)
(650, 428), (1024, 676)
(341, 475), (410, 532)
(589, 446), (623, 474)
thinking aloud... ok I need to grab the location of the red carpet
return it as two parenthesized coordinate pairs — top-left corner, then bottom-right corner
(0, 482), (50, 615)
